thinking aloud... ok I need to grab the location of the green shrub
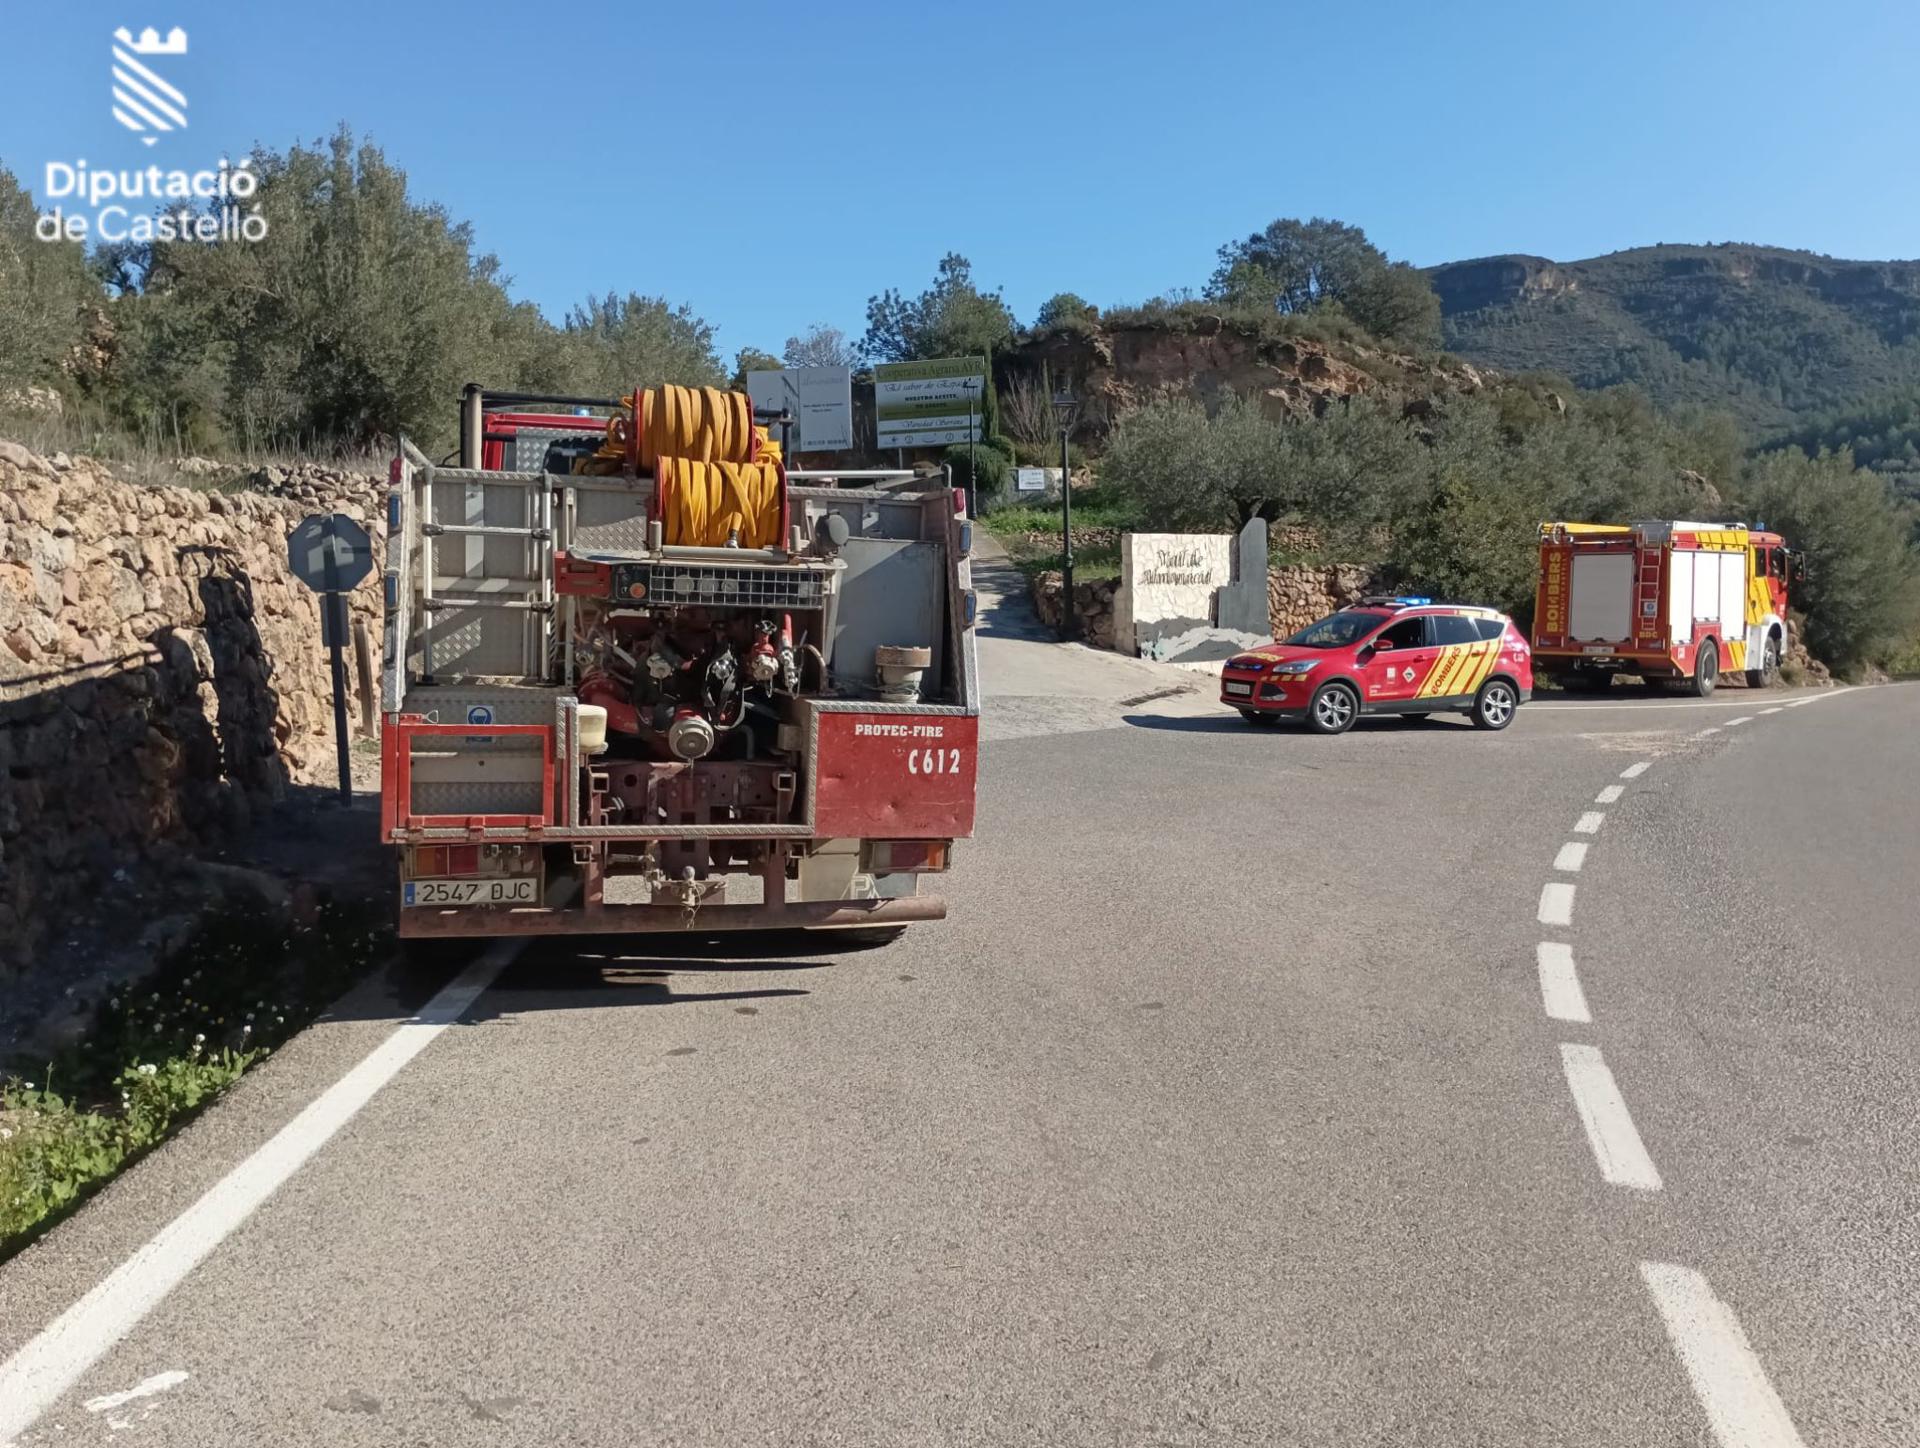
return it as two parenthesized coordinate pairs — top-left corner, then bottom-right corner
(1736, 447), (1920, 670)
(1032, 292), (1097, 332)
(1011, 439), (1086, 469)
(943, 437), (1013, 499)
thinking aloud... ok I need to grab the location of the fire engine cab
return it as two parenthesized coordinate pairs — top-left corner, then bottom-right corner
(1531, 520), (1795, 696)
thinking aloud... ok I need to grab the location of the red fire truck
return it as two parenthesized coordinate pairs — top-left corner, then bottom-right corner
(378, 385), (979, 941)
(1530, 520), (1795, 696)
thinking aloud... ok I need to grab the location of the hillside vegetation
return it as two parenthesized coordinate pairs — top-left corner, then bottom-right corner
(3, 135), (1915, 670)
(1430, 244), (1920, 437)
(0, 131), (728, 458)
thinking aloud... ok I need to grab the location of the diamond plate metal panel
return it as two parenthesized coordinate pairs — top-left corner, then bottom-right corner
(402, 684), (564, 726)
(508, 426), (601, 475)
(570, 481), (653, 553)
(412, 778), (544, 816)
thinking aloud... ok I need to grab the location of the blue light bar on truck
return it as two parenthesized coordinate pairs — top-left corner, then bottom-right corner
(1358, 594), (1432, 608)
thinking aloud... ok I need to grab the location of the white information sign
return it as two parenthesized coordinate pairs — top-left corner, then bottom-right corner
(746, 366), (853, 454)
(1015, 467), (1048, 494)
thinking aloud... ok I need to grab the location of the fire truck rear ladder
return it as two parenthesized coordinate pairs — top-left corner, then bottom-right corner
(1635, 543), (1663, 638)
(413, 458), (555, 684)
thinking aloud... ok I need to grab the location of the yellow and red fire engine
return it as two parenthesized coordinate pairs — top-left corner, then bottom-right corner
(1531, 520), (1796, 696)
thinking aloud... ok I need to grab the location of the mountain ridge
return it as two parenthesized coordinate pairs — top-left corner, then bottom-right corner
(1428, 242), (1920, 437)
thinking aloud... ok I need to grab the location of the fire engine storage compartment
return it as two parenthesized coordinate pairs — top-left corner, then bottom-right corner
(1567, 551), (1634, 644)
(1667, 547), (1747, 642)
(381, 444), (978, 927)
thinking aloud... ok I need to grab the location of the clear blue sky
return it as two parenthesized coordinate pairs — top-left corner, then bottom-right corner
(4, 0), (1916, 359)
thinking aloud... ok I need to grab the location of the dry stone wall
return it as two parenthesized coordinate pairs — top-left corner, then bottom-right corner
(0, 441), (384, 976)
(1268, 564), (1382, 639)
(1029, 573), (1119, 650)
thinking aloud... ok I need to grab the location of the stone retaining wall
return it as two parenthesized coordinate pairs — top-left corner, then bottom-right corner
(0, 441), (383, 975)
(1029, 573), (1119, 650)
(1268, 563), (1382, 638)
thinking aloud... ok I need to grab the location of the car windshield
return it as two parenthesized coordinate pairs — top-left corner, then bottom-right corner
(1283, 609), (1392, 649)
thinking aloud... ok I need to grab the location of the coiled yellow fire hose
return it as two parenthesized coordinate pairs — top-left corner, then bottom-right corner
(587, 384), (784, 547)
(657, 456), (783, 549)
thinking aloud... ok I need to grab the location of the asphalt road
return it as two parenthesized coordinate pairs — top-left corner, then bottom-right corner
(1, 607), (1913, 1444)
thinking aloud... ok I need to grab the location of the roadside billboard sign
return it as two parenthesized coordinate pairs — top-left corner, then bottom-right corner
(746, 366), (853, 454)
(873, 356), (987, 449)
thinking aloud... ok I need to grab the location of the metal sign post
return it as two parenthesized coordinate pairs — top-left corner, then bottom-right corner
(288, 513), (375, 801)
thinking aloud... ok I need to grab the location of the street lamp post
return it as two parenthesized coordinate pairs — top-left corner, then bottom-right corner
(1051, 385), (1079, 640)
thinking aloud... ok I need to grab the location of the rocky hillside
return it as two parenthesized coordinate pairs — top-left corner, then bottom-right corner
(1006, 315), (1492, 437)
(1430, 244), (1920, 435)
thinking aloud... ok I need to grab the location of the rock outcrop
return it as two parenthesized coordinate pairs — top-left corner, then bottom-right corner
(1007, 318), (1489, 439)
(0, 444), (383, 975)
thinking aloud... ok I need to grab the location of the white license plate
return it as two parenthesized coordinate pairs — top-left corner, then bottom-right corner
(1223, 681), (1253, 696)
(404, 877), (539, 907)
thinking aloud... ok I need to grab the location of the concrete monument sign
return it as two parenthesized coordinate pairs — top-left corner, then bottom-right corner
(1113, 520), (1271, 664)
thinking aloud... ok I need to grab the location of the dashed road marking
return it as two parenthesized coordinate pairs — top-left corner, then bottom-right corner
(1560, 1043), (1662, 1191)
(0, 942), (521, 1445)
(1538, 882), (1576, 926)
(1620, 761), (1651, 779)
(1595, 785), (1624, 804)
(1696, 726), (1721, 737)
(1574, 811), (1605, 834)
(1759, 706), (1783, 715)
(1725, 716), (1753, 727)
(1640, 1263), (1806, 1447)
(1536, 943), (1591, 1023)
(1554, 842), (1589, 873)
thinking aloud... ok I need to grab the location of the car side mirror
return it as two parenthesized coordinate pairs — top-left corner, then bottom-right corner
(1371, 638), (1395, 653)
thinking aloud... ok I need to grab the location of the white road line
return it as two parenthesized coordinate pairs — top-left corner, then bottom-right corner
(1619, 761), (1651, 779)
(1574, 811), (1605, 835)
(1536, 943), (1591, 1023)
(1725, 716), (1753, 727)
(0, 943), (519, 1445)
(1532, 699), (1799, 710)
(1759, 706), (1783, 715)
(1595, 784), (1624, 804)
(83, 1370), (189, 1415)
(1554, 842), (1589, 873)
(1538, 881), (1576, 926)
(1640, 1263), (1806, 1447)
(1785, 686), (1853, 708)
(1696, 726), (1720, 737)
(1560, 1043), (1662, 1190)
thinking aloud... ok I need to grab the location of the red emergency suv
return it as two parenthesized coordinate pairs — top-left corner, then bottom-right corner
(1220, 597), (1533, 734)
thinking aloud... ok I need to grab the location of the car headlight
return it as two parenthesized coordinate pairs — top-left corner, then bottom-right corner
(1269, 659), (1320, 674)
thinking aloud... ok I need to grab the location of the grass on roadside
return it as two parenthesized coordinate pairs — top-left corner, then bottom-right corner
(979, 491), (1142, 582)
(0, 401), (386, 491)
(0, 900), (390, 1258)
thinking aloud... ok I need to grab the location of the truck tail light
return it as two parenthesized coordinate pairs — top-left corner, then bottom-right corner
(868, 841), (951, 874)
